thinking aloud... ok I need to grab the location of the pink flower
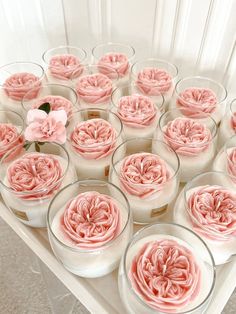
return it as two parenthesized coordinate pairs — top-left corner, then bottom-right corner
(136, 68), (172, 95)
(187, 185), (236, 241)
(76, 73), (113, 104)
(7, 153), (63, 200)
(49, 54), (83, 80)
(227, 148), (236, 178)
(230, 113), (236, 132)
(0, 123), (24, 158)
(98, 53), (129, 78)
(25, 109), (67, 144)
(117, 94), (158, 128)
(70, 118), (117, 159)
(129, 239), (201, 312)
(163, 117), (212, 156)
(3, 72), (41, 101)
(61, 191), (121, 248)
(177, 88), (217, 118)
(120, 153), (170, 198)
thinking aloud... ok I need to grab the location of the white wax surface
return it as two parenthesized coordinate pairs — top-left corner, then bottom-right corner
(218, 118), (235, 150)
(45, 70), (72, 86)
(0, 89), (23, 115)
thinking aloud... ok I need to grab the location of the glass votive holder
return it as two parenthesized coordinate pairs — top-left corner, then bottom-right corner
(92, 42), (135, 87)
(0, 62), (45, 114)
(111, 84), (164, 140)
(218, 99), (236, 149)
(131, 58), (178, 107)
(170, 76), (227, 124)
(0, 110), (24, 159)
(109, 138), (179, 224)
(65, 108), (123, 180)
(119, 222), (215, 314)
(22, 83), (78, 120)
(173, 171), (236, 265)
(0, 142), (77, 228)
(47, 179), (132, 278)
(156, 109), (217, 182)
(42, 45), (87, 85)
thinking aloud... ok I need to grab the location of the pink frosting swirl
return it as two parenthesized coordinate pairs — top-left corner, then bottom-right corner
(187, 185), (236, 241)
(61, 191), (121, 249)
(0, 123), (24, 158)
(230, 113), (236, 132)
(227, 148), (236, 178)
(120, 153), (170, 198)
(129, 239), (201, 312)
(76, 73), (113, 104)
(177, 88), (217, 118)
(7, 153), (63, 200)
(136, 68), (172, 95)
(3, 73), (41, 101)
(32, 95), (73, 118)
(98, 53), (129, 78)
(117, 94), (158, 128)
(70, 118), (117, 159)
(49, 54), (83, 80)
(163, 117), (212, 156)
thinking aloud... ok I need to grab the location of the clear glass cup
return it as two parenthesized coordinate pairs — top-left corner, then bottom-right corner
(47, 179), (133, 278)
(65, 108), (123, 180)
(111, 83), (164, 140)
(0, 62), (45, 114)
(22, 83), (78, 120)
(131, 58), (178, 107)
(170, 76), (227, 124)
(156, 109), (217, 182)
(0, 141), (77, 228)
(42, 45), (87, 85)
(92, 42), (135, 87)
(218, 99), (236, 149)
(174, 171), (236, 265)
(119, 222), (215, 314)
(109, 138), (179, 224)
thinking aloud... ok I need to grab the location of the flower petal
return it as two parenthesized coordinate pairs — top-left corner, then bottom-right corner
(27, 109), (47, 124)
(49, 110), (67, 125)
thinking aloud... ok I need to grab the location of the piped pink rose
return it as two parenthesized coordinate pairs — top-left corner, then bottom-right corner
(49, 54), (83, 80)
(227, 148), (236, 178)
(98, 53), (129, 78)
(230, 113), (236, 132)
(0, 123), (24, 158)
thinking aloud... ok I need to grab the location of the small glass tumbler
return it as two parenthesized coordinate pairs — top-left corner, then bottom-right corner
(47, 179), (133, 278)
(0, 62), (45, 114)
(131, 58), (178, 107)
(109, 138), (179, 224)
(111, 84), (164, 140)
(0, 142), (77, 228)
(156, 109), (217, 182)
(42, 45), (87, 85)
(0, 110), (24, 159)
(65, 108), (123, 180)
(119, 222), (215, 314)
(218, 99), (236, 149)
(170, 76), (227, 124)
(92, 42), (135, 87)
(174, 171), (236, 265)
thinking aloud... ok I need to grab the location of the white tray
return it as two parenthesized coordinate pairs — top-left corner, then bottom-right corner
(0, 199), (236, 314)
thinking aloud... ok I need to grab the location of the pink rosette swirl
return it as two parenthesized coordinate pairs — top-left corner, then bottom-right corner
(117, 94), (158, 128)
(0, 123), (24, 158)
(76, 73), (113, 104)
(230, 113), (236, 132)
(7, 153), (63, 200)
(163, 117), (212, 156)
(3, 73), (41, 101)
(129, 239), (201, 312)
(32, 95), (73, 118)
(98, 53), (129, 77)
(187, 185), (236, 241)
(61, 191), (121, 249)
(227, 148), (236, 178)
(70, 118), (117, 160)
(136, 68), (172, 95)
(177, 88), (217, 118)
(120, 153), (170, 198)
(49, 54), (83, 80)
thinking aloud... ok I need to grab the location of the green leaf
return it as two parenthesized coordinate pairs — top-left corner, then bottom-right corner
(23, 142), (31, 151)
(38, 142), (45, 146)
(35, 142), (40, 152)
(38, 102), (50, 114)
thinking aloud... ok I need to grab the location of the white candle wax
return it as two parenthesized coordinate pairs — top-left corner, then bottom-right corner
(0, 89), (23, 115)
(218, 118), (235, 150)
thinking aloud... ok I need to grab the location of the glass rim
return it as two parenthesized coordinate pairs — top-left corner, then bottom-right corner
(0, 110), (25, 138)
(47, 179), (131, 253)
(92, 42), (135, 60)
(122, 221), (216, 314)
(42, 45), (87, 65)
(21, 83), (78, 111)
(175, 75), (227, 105)
(111, 137), (180, 186)
(0, 141), (70, 195)
(74, 63), (119, 82)
(224, 134), (236, 160)
(229, 98), (236, 115)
